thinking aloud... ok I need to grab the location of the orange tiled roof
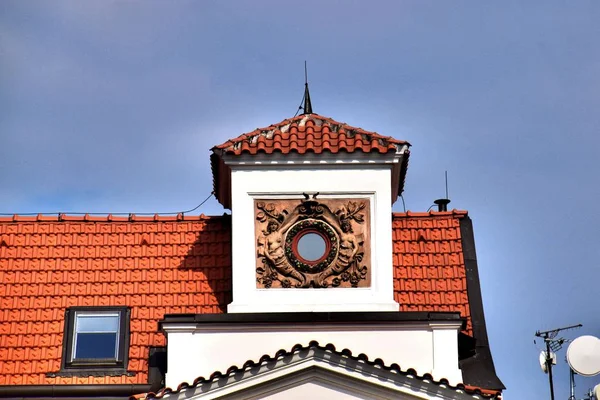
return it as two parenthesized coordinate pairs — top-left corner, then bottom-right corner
(392, 210), (472, 334)
(212, 113), (409, 156)
(0, 211), (474, 386)
(0, 214), (231, 386)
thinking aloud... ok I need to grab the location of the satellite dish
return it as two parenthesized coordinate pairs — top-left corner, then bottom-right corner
(567, 335), (600, 377)
(539, 350), (557, 373)
(593, 383), (600, 400)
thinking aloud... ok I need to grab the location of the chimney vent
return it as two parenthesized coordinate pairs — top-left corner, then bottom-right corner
(433, 198), (451, 212)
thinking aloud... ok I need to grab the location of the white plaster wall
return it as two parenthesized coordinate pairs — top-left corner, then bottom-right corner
(263, 382), (372, 400)
(431, 323), (461, 383)
(227, 166), (398, 313)
(255, 380), (446, 400)
(163, 322), (463, 389)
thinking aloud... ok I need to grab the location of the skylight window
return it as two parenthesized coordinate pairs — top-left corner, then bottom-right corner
(60, 307), (130, 374)
(72, 312), (120, 360)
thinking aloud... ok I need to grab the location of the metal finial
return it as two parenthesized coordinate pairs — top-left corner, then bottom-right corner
(302, 61), (313, 115)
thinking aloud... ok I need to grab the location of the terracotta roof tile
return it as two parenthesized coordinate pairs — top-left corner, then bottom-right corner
(210, 114), (411, 208)
(213, 113), (408, 157)
(0, 215), (231, 386)
(392, 210), (472, 334)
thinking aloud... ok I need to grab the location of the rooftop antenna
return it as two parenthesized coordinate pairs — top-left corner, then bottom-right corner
(302, 61), (313, 115)
(535, 323), (582, 400)
(434, 170), (451, 211)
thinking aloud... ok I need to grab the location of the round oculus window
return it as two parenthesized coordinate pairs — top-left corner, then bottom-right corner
(296, 231), (327, 262)
(285, 219), (338, 273)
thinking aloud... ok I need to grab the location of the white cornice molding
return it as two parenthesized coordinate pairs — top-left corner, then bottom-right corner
(161, 320), (463, 334)
(428, 321), (464, 330)
(220, 145), (409, 167)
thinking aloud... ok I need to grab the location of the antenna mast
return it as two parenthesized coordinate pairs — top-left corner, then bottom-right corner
(302, 61), (313, 115)
(535, 323), (583, 400)
(434, 170), (451, 212)
(445, 170), (449, 199)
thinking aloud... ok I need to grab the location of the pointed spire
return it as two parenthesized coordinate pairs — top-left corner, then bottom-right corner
(302, 61), (313, 115)
(303, 82), (313, 114)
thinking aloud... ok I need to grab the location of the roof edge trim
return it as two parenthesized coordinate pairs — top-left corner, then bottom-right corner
(219, 148), (407, 166)
(0, 384), (151, 398)
(459, 216), (506, 390)
(159, 311), (465, 330)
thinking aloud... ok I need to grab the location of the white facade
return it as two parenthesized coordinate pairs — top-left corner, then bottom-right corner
(161, 319), (463, 389)
(224, 151), (408, 313)
(160, 321), (480, 400)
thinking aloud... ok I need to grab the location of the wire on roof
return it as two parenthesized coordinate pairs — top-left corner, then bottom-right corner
(293, 88), (306, 118)
(0, 191), (215, 217)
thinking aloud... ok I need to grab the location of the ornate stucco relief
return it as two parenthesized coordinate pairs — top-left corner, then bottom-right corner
(255, 195), (371, 289)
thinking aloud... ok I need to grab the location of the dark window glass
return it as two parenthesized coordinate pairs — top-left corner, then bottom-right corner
(73, 313), (119, 361)
(75, 333), (118, 359)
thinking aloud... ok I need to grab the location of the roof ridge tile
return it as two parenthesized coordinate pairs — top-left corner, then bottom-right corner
(393, 210), (468, 219)
(0, 214), (223, 224)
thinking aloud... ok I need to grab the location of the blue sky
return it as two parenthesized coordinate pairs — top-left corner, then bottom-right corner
(1, 1), (599, 397)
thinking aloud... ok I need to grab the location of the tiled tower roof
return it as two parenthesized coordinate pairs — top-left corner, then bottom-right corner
(210, 113), (411, 209)
(213, 113), (409, 156)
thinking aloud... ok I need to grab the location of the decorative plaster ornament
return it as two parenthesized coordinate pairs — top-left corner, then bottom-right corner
(255, 197), (370, 288)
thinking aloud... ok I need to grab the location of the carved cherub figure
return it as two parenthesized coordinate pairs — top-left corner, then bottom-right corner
(317, 218), (360, 285)
(261, 219), (306, 286)
(337, 233), (359, 268)
(264, 221), (285, 265)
